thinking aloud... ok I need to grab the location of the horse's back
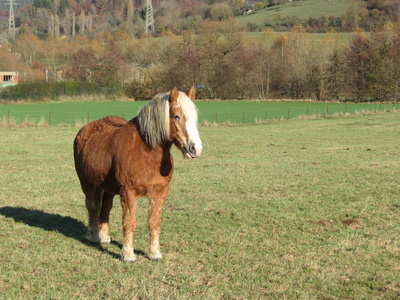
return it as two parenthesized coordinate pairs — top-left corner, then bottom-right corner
(74, 116), (127, 192)
(74, 116), (126, 152)
(78, 116), (126, 136)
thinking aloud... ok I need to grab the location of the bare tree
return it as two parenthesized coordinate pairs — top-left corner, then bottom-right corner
(14, 34), (42, 66)
(79, 11), (86, 35)
(48, 14), (55, 36)
(55, 15), (60, 38)
(72, 13), (76, 37)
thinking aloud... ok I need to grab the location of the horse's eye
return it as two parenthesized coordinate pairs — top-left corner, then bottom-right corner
(173, 115), (180, 120)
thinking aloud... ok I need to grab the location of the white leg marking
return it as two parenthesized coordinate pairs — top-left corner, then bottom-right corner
(99, 231), (111, 244)
(149, 236), (163, 260)
(121, 244), (136, 263)
(98, 223), (111, 244)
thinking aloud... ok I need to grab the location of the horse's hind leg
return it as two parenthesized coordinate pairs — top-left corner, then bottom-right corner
(85, 186), (103, 243)
(98, 192), (114, 244)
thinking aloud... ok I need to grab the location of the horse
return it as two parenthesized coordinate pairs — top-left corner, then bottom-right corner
(73, 87), (202, 262)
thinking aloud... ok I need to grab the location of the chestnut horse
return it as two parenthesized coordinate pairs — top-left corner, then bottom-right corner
(73, 87), (202, 262)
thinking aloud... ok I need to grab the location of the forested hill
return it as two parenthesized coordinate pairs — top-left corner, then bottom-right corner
(1, 0), (399, 38)
(4, 0), (215, 37)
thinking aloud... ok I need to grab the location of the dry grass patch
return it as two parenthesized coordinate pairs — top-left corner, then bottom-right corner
(37, 117), (49, 127)
(0, 116), (17, 127)
(74, 119), (88, 128)
(17, 117), (35, 127)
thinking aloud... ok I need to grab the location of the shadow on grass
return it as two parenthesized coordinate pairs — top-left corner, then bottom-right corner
(0, 206), (146, 260)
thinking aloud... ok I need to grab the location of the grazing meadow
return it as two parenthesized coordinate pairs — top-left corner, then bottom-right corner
(238, 0), (353, 27)
(0, 110), (399, 299)
(0, 100), (398, 126)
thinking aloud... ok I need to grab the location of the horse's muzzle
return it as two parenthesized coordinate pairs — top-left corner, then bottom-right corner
(184, 142), (199, 159)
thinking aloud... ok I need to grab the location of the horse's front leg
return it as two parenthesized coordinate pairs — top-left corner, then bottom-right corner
(148, 189), (168, 260)
(120, 188), (138, 263)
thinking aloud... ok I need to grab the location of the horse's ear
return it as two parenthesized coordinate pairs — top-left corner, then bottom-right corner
(169, 87), (179, 104)
(186, 86), (195, 101)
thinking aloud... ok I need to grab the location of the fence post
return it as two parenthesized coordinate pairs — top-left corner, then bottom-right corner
(49, 112), (52, 126)
(326, 105), (329, 117)
(242, 112), (245, 123)
(306, 106), (309, 115)
(215, 113), (218, 123)
(287, 107), (290, 120)
(345, 103), (348, 114)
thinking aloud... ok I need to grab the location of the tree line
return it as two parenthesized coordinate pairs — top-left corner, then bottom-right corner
(1, 19), (400, 101)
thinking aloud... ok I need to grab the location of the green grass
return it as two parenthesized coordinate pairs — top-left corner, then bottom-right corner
(239, 0), (353, 27)
(1, 100), (398, 126)
(247, 31), (358, 44)
(0, 112), (399, 298)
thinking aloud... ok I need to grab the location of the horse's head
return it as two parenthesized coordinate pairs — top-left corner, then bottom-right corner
(168, 87), (202, 159)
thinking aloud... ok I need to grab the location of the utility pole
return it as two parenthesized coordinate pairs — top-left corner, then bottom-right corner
(6, 0), (18, 42)
(145, 0), (154, 33)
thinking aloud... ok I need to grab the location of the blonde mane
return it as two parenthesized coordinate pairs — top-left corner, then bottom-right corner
(137, 91), (198, 147)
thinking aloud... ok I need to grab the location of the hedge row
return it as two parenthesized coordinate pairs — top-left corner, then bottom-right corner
(0, 81), (124, 102)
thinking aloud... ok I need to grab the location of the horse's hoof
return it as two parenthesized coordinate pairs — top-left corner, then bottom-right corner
(87, 234), (100, 244)
(122, 254), (137, 263)
(100, 239), (111, 245)
(99, 234), (111, 245)
(148, 251), (163, 261)
(121, 246), (136, 263)
(87, 227), (100, 243)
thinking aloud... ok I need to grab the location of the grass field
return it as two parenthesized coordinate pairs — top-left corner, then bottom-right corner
(0, 111), (399, 298)
(247, 31), (360, 44)
(239, 0), (354, 27)
(1, 100), (398, 126)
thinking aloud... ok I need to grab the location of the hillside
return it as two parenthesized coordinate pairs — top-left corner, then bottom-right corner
(239, 0), (399, 32)
(0, 0), (399, 39)
(239, 0), (353, 27)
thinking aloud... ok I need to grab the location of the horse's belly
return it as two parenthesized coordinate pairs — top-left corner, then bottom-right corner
(118, 170), (172, 198)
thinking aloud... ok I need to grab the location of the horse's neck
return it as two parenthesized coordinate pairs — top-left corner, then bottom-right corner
(158, 142), (173, 161)
(159, 142), (173, 177)
(130, 119), (173, 161)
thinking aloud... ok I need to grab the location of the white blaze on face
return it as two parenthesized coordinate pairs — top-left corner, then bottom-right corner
(186, 120), (202, 157)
